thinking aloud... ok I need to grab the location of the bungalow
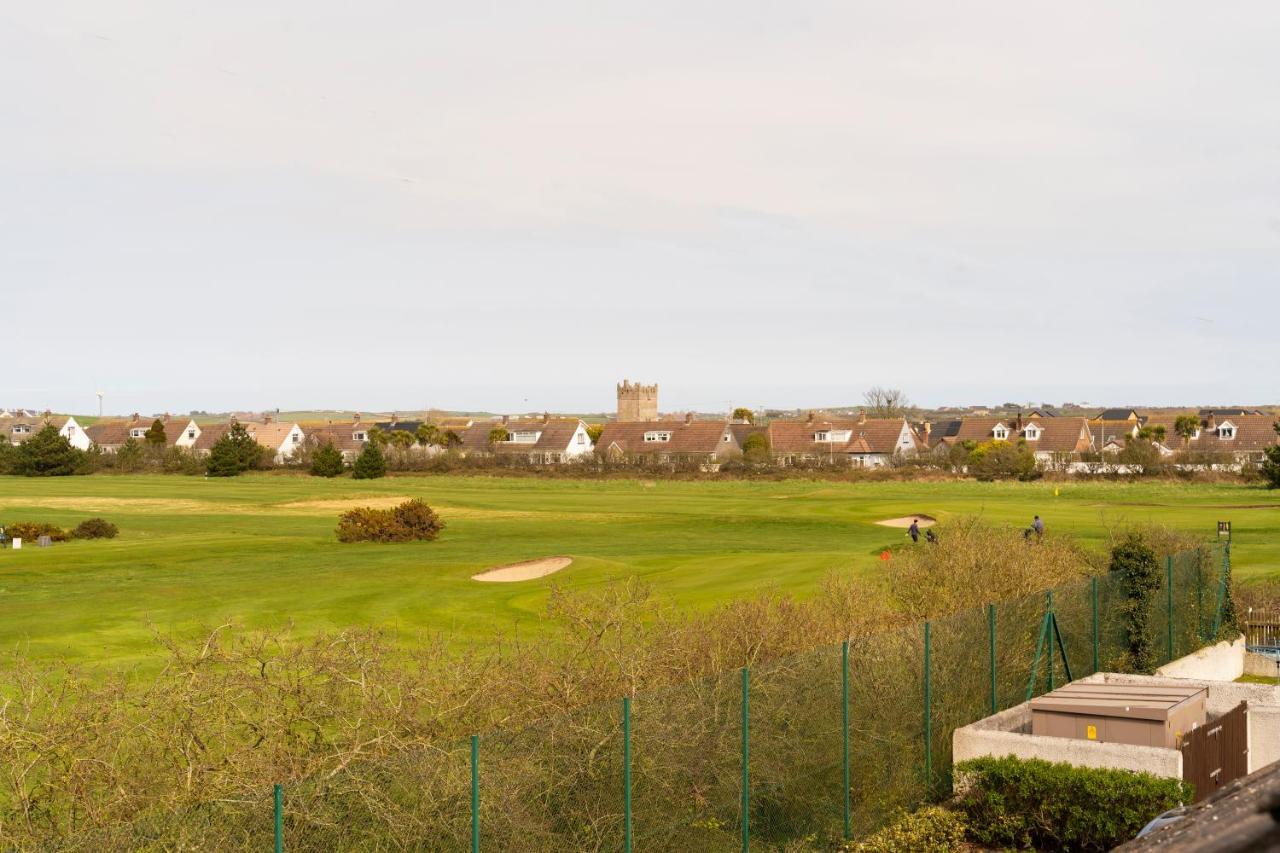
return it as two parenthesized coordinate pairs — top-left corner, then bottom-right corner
(596, 415), (740, 463)
(191, 417), (306, 464)
(929, 415), (1093, 463)
(767, 412), (921, 467)
(301, 416), (374, 463)
(1141, 412), (1279, 464)
(5, 415), (91, 450)
(85, 414), (200, 452)
(458, 416), (594, 463)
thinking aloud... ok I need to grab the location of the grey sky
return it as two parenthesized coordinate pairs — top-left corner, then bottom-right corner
(4, 2), (1279, 415)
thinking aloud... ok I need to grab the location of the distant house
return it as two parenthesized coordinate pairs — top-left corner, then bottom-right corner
(191, 417), (305, 463)
(1091, 408), (1143, 423)
(458, 416), (594, 463)
(766, 412), (921, 467)
(929, 415), (1093, 462)
(1141, 412), (1279, 464)
(5, 415), (91, 450)
(596, 415), (739, 463)
(302, 416), (374, 462)
(85, 414), (199, 452)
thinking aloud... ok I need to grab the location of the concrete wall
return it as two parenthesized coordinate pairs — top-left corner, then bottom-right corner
(952, 702), (1184, 780)
(1244, 651), (1280, 679)
(1154, 636), (1246, 681)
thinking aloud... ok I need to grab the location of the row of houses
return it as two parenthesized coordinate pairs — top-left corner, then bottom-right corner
(5, 408), (1277, 470)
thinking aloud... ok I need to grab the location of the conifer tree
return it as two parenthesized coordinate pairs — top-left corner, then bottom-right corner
(310, 441), (346, 478)
(352, 440), (386, 480)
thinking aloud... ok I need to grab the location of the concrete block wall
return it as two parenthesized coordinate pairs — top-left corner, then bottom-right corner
(1244, 651), (1280, 679)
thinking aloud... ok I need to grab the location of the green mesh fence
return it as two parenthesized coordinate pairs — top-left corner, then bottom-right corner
(50, 544), (1231, 851)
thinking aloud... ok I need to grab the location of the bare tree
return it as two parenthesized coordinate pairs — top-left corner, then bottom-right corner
(863, 386), (911, 418)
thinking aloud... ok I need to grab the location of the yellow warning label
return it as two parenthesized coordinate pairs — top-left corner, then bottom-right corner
(1086, 725), (1097, 740)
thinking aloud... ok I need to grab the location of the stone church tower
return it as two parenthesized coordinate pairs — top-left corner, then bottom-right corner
(616, 380), (658, 421)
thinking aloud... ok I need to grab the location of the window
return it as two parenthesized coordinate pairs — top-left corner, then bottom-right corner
(577, 433), (585, 444)
(1219, 426), (1235, 439)
(993, 425), (1008, 440)
(1024, 425), (1040, 440)
(188, 430), (196, 439)
(511, 431), (539, 444)
(643, 431), (671, 442)
(814, 431), (830, 442)
(722, 434), (731, 442)
(354, 431), (366, 442)
(292, 433), (301, 443)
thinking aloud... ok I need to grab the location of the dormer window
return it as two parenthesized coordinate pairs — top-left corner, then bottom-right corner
(992, 425), (1009, 440)
(643, 431), (671, 443)
(814, 431), (830, 442)
(510, 430), (540, 444)
(353, 431), (367, 442)
(1024, 425), (1040, 440)
(1218, 422), (1236, 439)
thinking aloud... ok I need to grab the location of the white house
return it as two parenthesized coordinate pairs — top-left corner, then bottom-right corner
(57, 416), (92, 450)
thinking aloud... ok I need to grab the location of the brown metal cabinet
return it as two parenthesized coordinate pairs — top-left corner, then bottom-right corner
(1030, 683), (1206, 748)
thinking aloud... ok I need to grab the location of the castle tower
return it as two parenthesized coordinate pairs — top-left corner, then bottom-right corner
(616, 380), (658, 422)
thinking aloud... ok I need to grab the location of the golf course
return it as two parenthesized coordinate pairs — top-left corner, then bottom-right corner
(0, 474), (1277, 669)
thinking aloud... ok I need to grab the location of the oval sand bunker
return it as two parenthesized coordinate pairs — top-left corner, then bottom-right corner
(875, 515), (936, 528)
(472, 556), (573, 583)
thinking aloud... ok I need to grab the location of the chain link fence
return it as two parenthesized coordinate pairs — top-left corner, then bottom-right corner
(54, 543), (1231, 851)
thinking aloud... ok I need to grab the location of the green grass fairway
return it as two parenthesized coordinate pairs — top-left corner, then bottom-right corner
(0, 475), (1277, 669)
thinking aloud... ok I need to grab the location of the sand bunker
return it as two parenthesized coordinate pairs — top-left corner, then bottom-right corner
(875, 515), (936, 528)
(472, 556), (573, 583)
(277, 496), (415, 512)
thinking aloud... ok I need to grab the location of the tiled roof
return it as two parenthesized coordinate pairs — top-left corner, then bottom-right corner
(1142, 413), (1279, 454)
(927, 416), (1092, 454)
(303, 422), (371, 453)
(766, 417), (918, 456)
(597, 419), (733, 455)
(251, 422), (301, 451)
(85, 418), (150, 448)
(1093, 408), (1142, 422)
(459, 418), (586, 454)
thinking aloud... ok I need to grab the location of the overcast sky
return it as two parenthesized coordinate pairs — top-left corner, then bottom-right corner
(4, 2), (1279, 415)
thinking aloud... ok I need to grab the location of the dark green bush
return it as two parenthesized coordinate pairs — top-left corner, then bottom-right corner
(336, 499), (445, 543)
(955, 755), (1191, 852)
(1109, 533), (1162, 673)
(71, 518), (119, 540)
(309, 442), (345, 478)
(847, 805), (966, 852)
(351, 441), (386, 480)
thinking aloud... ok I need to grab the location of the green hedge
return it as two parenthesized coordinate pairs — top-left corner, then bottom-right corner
(955, 755), (1191, 852)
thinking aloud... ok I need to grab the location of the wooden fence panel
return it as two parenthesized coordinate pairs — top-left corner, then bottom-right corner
(1180, 701), (1249, 802)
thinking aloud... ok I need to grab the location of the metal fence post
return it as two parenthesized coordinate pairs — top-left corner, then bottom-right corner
(1091, 576), (1099, 674)
(471, 735), (480, 853)
(273, 783), (283, 853)
(740, 667), (750, 853)
(841, 640), (851, 841)
(1046, 591), (1054, 693)
(987, 604), (997, 715)
(1166, 556), (1175, 662)
(623, 698), (632, 853)
(923, 621), (932, 793)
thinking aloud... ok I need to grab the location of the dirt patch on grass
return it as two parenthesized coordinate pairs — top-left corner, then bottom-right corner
(277, 496), (415, 512)
(875, 515), (936, 528)
(0, 497), (214, 514)
(472, 556), (573, 582)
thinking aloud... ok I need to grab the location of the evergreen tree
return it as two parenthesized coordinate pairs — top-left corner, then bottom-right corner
(1262, 421), (1280, 489)
(206, 422), (261, 477)
(143, 419), (167, 446)
(1109, 534), (1161, 673)
(116, 437), (146, 472)
(352, 440), (387, 479)
(310, 441), (346, 478)
(13, 424), (85, 476)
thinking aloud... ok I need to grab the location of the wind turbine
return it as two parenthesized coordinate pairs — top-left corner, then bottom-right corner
(96, 390), (104, 417)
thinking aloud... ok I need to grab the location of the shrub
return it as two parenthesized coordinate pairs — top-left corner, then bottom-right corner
(954, 755), (1191, 852)
(848, 806), (966, 852)
(71, 518), (119, 540)
(968, 439), (1039, 481)
(1262, 420), (1280, 488)
(336, 499), (445, 543)
(3, 521), (69, 542)
(1109, 533), (1162, 673)
(351, 441), (387, 480)
(310, 442), (345, 478)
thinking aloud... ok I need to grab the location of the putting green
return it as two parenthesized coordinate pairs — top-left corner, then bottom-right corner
(0, 474), (1275, 669)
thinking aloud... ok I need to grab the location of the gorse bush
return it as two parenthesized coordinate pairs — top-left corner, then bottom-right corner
(954, 755), (1191, 852)
(71, 518), (119, 539)
(335, 499), (445, 542)
(847, 806), (966, 853)
(2, 521), (69, 542)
